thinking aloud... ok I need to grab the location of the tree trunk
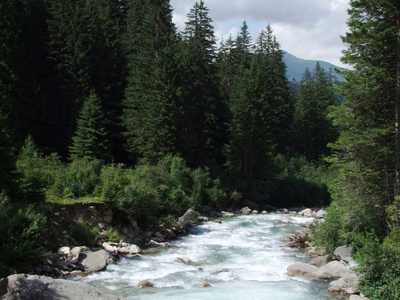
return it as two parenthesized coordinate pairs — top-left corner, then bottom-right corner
(395, 11), (400, 223)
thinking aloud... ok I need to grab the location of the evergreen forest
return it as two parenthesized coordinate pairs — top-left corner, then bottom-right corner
(0, 0), (399, 298)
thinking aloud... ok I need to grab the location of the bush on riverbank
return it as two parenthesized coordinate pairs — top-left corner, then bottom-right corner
(0, 194), (46, 278)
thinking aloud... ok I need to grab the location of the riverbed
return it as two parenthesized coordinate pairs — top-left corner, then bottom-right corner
(78, 214), (335, 299)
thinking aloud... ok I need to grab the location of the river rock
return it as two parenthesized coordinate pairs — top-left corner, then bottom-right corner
(328, 272), (359, 294)
(261, 210), (268, 215)
(313, 209), (327, 219)
(313, 260), (349, 280)
(287, 262), (318, 277)
(240, 207), (252, 215)
(69, 247), (82, 261)
(201, 282), (212, 288)
(334, 245), (354, 262)
(79, 250), (109, 273)
(309, 255), (331, 268)
(148, 240), (171, 248)
(211, 269), (229, 275)
(0, 274), (125, 300)
(282, 233), (297, 242)
(178, 209), (196, 226)
(102, 242), (117, 253)
(350, 295), (370, 300)
(58, 246), (70, 256)
(197, 216), (209, 222)
(221, 211), (235, 218)
(118, 244), (141, 255)
(174, 257), (200, 266)
(137, 280), (153, 288)
(299, 208), (313, 217)
(252, 210), (259, 214)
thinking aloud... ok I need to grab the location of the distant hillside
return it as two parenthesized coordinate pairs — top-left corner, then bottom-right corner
(283, 51), (346, 82)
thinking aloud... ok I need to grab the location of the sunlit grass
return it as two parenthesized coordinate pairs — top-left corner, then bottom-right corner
(45, 194), (103, 205)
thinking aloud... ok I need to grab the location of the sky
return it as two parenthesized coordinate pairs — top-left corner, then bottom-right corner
(169, 0), (350, 68)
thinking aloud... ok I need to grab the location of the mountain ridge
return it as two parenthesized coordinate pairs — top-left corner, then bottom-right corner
(283, 51), (346, 82)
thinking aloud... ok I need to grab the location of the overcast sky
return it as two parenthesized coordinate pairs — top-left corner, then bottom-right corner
(170, 0), (350, 68)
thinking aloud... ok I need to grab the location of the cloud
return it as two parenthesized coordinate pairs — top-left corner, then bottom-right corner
(170, 0), (350, 67)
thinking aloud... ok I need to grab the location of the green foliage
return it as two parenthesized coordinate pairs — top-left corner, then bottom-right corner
(69, 91), (111, 161)
(71, 221), (96, 246)
(271, 155), (331, 207)
(16, 136), (62, 202)
(104, 228), (121, 243)
(310, 203), (344, 253)
(293, 64), (338, 161)
(97, 163), (130, 202)
(353, 232), (400, 300)
(116, 155), (226, 220)
(0, 194), (46, 277)
(118, 166), (162, 222)
(62, 157), (102, 198)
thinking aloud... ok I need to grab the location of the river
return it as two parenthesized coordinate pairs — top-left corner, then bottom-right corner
(78, 213), (335, 299)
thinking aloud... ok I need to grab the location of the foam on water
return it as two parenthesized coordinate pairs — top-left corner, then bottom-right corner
(77, 213), (335, 299)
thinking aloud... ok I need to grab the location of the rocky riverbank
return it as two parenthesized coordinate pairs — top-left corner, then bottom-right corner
(282, 211), (369, 300)
(1, 204), (333, 299)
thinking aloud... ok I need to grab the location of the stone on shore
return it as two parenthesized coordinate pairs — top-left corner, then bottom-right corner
(78, 249), (109, 273)
(309, 255), (331, 268)
(314, 261), (349, 280)
(334, 246), (354, 262)
(0, 274), (125, 300)
(299, 208), (313, 217)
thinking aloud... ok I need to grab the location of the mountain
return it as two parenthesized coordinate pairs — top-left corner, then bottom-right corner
(283, 51), (346, 82)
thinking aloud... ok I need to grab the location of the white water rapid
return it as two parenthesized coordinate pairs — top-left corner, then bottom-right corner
(78, 214), (335, 299)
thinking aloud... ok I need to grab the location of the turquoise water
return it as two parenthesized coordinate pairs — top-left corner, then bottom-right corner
(79, 214), (335, 299)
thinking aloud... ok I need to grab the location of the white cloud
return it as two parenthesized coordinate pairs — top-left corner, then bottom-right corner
(170, 0), (350, 67)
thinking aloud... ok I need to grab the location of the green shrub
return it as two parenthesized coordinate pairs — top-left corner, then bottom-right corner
(118, 166), (161, 221)
(270, 154), (331, 207)
(311, 203), (344, 253)
(354, 232), (400, 300)
(71, 221), (96, 246)
(64, 158), (102, 197)
(0, 194), (46, 277)
(16, 136), (62, 202)
(97, 163), (129, 202)
(104, 228), (121, 243)
(191, 168), (227, 209)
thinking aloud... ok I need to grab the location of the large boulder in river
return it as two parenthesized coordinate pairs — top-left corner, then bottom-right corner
(78, 249), (109, 273)
(0, 274), (125, 300)
(287, 262), (318, 277)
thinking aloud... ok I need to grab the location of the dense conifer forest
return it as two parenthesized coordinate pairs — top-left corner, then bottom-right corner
(0, 0), (399, 298)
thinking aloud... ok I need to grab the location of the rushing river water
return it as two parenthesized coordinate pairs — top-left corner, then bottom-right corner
(79, 214), (336, 299)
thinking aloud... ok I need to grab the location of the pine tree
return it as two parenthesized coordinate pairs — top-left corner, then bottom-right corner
(293, 64), (337, 161)
(82, 0), (127, 160)
(69, 91), (111, 161)
(255, 25), (292, 153)
(122, 0), (179, 163)
(180, 0), (224, 166)
(46, 0), (91, 154)
(327, 0), (398, 240)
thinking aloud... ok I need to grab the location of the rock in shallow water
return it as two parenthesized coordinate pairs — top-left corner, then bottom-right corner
(0, 274), (125, 300)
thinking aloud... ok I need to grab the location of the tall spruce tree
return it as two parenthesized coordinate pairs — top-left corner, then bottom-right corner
(46, 0), (91, 155)
(293, 64), (337, 161)
(69, 91), (111, 161)
(122, 0), (179, 164)
(255, 26), (292, 153)
(180, 0), (224, 166)
(327, 0), (398, 240)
